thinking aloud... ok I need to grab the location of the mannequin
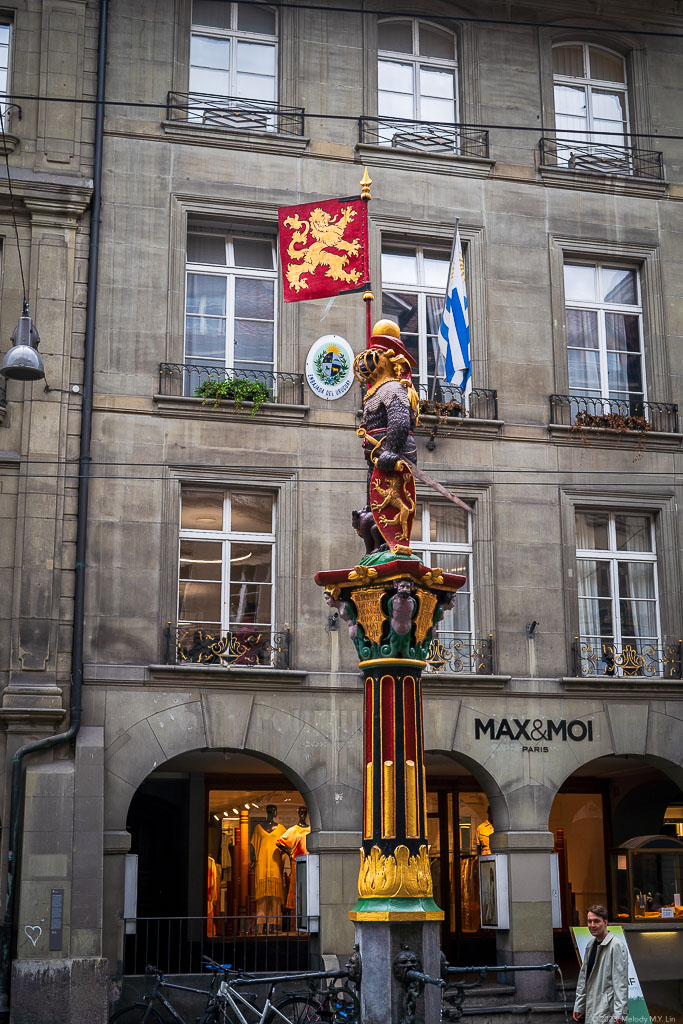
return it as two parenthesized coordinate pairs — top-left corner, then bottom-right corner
(250, 804), (285, 932)
(276, 806), (310, 913)
(477, 806), (494, 856)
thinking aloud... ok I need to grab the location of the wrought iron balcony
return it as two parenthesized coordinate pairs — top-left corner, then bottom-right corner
(550, 394), (679, 434)
(166, 91), (305, 136)
(158, 363), (306, 407)
(359, 116), (489, 159)
(418, 382), (498, 422)
(539, 136), (664, 180)
(574, 638), (681, 679)
(426, 634), (494, 675)
(166, 624), (290, 669)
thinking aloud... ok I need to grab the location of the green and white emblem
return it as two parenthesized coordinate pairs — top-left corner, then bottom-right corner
(305, 335), (354, 400)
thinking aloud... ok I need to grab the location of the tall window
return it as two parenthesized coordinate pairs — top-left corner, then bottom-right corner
(185, 225), (277, 392)
(178, 485), (275, 640)
(411, 502), (473, 645)
(378, 19), (457, 146)
(381, 242), (451, 394)
(190, 1), (277, 127)
(553, 43), (629, 166)
(576, 511), (660, 672)
(0, 23), (10, 128)
(564, 261), (644, 410)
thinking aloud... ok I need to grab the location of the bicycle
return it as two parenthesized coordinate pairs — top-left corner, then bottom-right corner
(109, 963), (217, 1023)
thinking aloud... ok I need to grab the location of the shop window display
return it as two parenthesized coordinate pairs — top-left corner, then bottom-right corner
(550, 792), (608, 927)
(612, 834), (683, 921)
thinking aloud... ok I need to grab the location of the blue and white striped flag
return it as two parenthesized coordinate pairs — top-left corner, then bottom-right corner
(438, 225), (471, 395)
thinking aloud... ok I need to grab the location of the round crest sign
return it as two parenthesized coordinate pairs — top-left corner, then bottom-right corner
(305, 335), (355, 400)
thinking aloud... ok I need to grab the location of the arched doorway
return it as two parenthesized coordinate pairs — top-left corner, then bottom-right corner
(549, 754), (683, 1017)
(425, 752), (498, 965)
(125, 749), (314, 975)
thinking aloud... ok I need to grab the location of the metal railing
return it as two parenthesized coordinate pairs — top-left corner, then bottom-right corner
(158, 363), (306, 407)
(123, 915), (318, 976)
(418, 383), (499, 422)
(359, 116), (489, 158)
(550, 394), (679, 434)
(166, 91), (305, 136)
(165, 624), (291, 669)
(426, 634), (494, 675)
(539, 136), (664, 180)
(440, 960), (560, 1022)
(574, 638), (682, 679)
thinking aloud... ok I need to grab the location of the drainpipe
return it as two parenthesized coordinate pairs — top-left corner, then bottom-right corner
(0, 0), (108, 1015)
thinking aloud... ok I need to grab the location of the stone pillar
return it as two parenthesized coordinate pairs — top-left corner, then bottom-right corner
(490, 829), (556, 1002)
(316, 556), (465, 1023)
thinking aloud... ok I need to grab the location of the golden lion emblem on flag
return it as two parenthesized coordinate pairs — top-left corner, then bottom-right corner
(283, 205), (362, 293)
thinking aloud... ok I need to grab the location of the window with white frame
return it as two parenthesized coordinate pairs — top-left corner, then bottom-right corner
(190, 1), (277, 128)
(576, 511), (661, 673)
(185, 224), (277, 393)
(552, 43), (629, 166)
(377, 18), (458, 147)
(564, 261), (645, 410)
(0, 23), (10, 128)
(411, 501), (474, 648)
(381, 242), (453, 396)
(178, 485), (275, 642)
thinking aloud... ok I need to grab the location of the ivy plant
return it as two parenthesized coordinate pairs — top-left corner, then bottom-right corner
(193, 376), (273, 417)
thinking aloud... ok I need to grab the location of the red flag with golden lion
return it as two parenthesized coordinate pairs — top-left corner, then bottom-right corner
(278, 197), (369, 302)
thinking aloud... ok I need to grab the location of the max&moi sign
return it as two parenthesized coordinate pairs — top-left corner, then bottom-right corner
(474, 717), (594, 752)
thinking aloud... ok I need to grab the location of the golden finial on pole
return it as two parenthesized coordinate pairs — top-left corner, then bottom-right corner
(360, 167), (372, 202)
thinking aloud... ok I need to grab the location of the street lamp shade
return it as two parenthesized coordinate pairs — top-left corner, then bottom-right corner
(0, 305), (45, 381)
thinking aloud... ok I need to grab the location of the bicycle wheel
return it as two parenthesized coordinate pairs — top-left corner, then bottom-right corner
(109, 1002), (165, 1024)
(328, 986), (360, 1023)
(266, 994), (326, 1023)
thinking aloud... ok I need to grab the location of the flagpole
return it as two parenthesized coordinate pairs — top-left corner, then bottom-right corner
(430, 216), (459, 404)
(360, 168), (373, 346)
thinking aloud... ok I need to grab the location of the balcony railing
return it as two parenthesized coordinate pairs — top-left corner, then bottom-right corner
(359, 116), (489, 159)
(165, 625), (290, 669)
(539, 136), (664, 180)
(550, 394), (679, 434)
(166, 91), (306, 136)
(418, 382), (498, 422)
(426, 634), (494, 675)
(574, 639), (681, 679)
(158, 363), (306, 407)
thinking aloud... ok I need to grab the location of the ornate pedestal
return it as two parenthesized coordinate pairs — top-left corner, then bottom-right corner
(316, 554), (465, 1023)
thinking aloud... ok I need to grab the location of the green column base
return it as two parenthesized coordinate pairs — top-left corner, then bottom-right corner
(349, 896), (444, 922)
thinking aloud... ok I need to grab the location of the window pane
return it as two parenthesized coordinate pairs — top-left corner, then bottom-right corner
(418, 24), (454, 60)
(234, 319), (274, 363)
(0, 26), (10, 47)
(235, 72), (275, 101)
(188, 232), (227, 265)
(568, 348), (601, 392)
(190, 66), (231, 96)
(615, 515), (652, 552)
(233, 237), (274, 269)
(423, 250), (450, 287)
(566, 308), (599, 347)
(231, 492), (273, 533)
(382, 247), (418, 284)
(564, 264), (596, 302)
(378, 59), (413, 94)
(235, 277), (274, 318)
(438, 590), (470, 634)
(187, 274), (227, 315)
(237, 40), (275, 74)
(606, 350), (642, 396)
(588, 47), (625, 83)
(602, 268), (637, 305)
(576, 512), (609, 550)
(553, 44), (584, 78)
(179, 580), (221, 622)
(426, 294), (444, 335)
(193, 0), (231, 30)
(428, 503), (468, 544)
(378, 20), (412, 54)
(412, 507), (423, 542)
(229, 542), (272, 582)
(419, 67), (454, 99)
(181, 487), (224, 530)
(436, 551), (469, 576)
(237, 2), (276, 34)
(554, 84), (587, 118)
(180, 540), (222, 581)
(420, 96), (455, 124)
(382, 290), (418, 334)
(379, 92), (414, 119)
(592, 90), (626, 127)
(579, 596), (613, 638)
(191, 34), (230, 70)
(185, 317), (226, 360)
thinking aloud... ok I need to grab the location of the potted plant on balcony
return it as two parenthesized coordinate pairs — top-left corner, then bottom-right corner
(572, 408), (651, 459)
(193, 376), (273, 416)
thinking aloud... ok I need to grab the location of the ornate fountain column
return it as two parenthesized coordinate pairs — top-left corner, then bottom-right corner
(315, 319), (467, 1023)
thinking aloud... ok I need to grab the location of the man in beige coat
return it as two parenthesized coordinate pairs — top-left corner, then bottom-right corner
(573, 905), (628, 1024)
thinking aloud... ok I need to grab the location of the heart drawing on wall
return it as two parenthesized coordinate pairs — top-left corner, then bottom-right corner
(24, 925), (42, 947)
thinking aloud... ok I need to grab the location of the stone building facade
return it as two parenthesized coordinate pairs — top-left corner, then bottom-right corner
(0, 1), (681, 1021)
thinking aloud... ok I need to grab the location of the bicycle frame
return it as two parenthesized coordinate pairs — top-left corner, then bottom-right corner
(211, 979), (294, 1024)
(141, 972), (217, 1023)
